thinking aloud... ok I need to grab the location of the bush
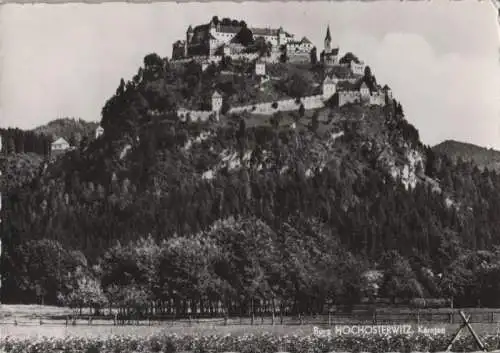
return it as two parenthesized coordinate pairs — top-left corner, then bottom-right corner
(2, 333), (498, 353)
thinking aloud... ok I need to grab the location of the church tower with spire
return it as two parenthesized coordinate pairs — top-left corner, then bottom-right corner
(324, 25), (332, 53)
(321, 24), (339, 67)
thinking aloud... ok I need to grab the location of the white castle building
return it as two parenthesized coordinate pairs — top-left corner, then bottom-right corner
(172, 18), (296, 59)
(322, 75), (337, 98)
(172, 17), (315, 61)
(212, 91), (223, 112)
(337, 81), (392, 107)
(255, 59), (266, 76)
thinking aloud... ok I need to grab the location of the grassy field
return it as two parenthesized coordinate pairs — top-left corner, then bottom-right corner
(2, 305), (500, 339)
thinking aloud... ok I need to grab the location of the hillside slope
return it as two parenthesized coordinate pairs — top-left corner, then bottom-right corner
(3, 52), (500, 310)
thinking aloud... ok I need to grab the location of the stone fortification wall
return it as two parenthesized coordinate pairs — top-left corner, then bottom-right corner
(228, 94), (325, 115)
(338, 91), (361, 107)
(171, 52), (275, 66)
(178, 109), (214, 122)
(370, 93), (386, 106)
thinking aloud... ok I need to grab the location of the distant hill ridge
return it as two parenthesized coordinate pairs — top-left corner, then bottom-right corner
(33, 117), (99, 143)
(433, 139), (500, 172)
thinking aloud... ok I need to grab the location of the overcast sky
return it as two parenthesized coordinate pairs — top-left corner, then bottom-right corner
(1, 1), (499, 148)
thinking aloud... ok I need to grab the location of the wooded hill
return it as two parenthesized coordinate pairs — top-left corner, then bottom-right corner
(433, 139), (500, 172)
(2, 53), (500, 315)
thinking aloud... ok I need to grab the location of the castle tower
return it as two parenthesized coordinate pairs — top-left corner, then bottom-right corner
(360, 82), (370, 100)
(278, 26), (286, 46)
(324, 25), (332, 53)
(211, 91), (223, 121)
(255, 59), (266, 76)
(186, 25), (194, 44)
(208, 34), (218, 56)
(212, 91), (223, 112)
(209, 20), (217, 37)
(322, 75), (336, 99)
(383, 85), (393, 99)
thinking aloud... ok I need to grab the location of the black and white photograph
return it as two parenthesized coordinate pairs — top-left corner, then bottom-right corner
(1, 1), (500, 352)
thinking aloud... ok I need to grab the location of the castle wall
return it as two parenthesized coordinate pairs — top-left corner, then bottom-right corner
(255, 63), (266, 76)
(212, 31), (237, 45)
(172, 41), (186, 60)
(230, 53), (260, 61)
(323, 54), (340, 66)
(259, 53), (281, 63)
(370, 93), (386, 106)
(187, 43), (210, 57)
(180, 88), (386, 119)
(178, 109), (214, 122)
(254, 33), (293, 47)
(188, 25), (291, 54)
(171, 53), (263, 65)
(339, 91), (361, 107)
(228, 95), (325, 115)
(287, 42), (313, 54)
(302, 95), (325, 110)
(322, 83), (336, 99)
(350, 61), (365, 76)
(288, 53), (311, 64)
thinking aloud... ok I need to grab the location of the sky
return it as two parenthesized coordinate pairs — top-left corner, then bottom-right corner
(1, 1), (500, 148)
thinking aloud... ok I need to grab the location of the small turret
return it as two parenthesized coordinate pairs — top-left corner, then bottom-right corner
(360, 82), (370, 99)
(255, 59), (266, 76)
(383, 84), (393, 99)
(186, 25), (194, 43)
(209, 20), (217, 36)
(212, 91), (223, 112)
(322, 75), (336, 99)
(277, 26), (287, 46)
(211, 91), (223, 121)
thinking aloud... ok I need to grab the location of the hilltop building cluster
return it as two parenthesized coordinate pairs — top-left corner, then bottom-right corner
(171, 19), (366, 76)
(177, 69), (392, 123)
(172, 17), (314, 63)
(332, 77), (393, 107)
(169, 18), (394, 122)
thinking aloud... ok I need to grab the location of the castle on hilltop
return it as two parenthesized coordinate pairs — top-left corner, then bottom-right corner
(172, 17), (314, 61)
(170, 19), (394, 122)
(171, 18), (359, 69)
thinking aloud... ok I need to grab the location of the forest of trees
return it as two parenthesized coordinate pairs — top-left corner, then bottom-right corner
(0, 128), (51, 156)
(3, 53), (500, 314)
(1, 118), (99, 157)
